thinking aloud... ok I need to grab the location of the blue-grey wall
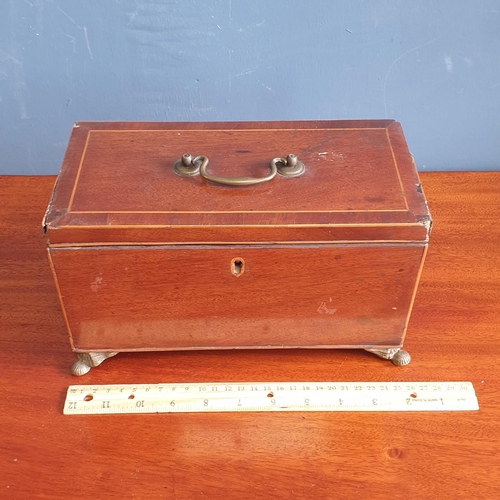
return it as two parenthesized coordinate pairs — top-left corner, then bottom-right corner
(1, 0), (499, 174)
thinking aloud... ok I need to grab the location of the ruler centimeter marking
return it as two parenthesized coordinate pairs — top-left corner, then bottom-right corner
(63, 381), (479, 415)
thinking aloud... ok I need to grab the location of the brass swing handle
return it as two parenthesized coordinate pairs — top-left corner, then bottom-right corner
(173, 153), (305, 186)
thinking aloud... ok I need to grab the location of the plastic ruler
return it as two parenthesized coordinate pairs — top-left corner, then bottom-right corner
(63, 381), (478, 414)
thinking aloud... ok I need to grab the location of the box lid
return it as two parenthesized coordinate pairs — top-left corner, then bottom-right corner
(44, 120), (431, 246)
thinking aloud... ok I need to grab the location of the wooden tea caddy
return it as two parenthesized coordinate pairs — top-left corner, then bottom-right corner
(43, 120), (431, 375)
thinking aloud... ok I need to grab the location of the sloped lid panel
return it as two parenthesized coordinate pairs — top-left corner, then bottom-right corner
(44, 121), (431, 244)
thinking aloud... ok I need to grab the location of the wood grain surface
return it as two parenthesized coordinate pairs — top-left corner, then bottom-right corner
(1, 173), (499, 499)
(44, 121), (430, 243)
(50, 244), (424, 351)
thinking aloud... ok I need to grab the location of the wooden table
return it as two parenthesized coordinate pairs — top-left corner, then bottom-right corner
(1, 173), (499, 499)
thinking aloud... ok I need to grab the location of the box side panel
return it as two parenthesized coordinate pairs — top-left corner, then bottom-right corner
(387, 122), (431, 223)
(49, 244), (425, 351)
(43, 123), (90, 227)
(46, 249), (75, 350)
(400, 243), (429, 344)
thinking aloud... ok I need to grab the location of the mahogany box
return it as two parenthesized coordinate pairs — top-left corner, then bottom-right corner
(43, 120), (431, 375)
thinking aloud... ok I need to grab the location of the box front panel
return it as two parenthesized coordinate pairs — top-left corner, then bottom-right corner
(49, 245), (425, 351)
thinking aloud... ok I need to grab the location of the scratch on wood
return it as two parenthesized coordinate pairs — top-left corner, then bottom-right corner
(317, 302), (337, 315)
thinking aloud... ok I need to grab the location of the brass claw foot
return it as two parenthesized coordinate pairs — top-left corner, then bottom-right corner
(365, 348), (411, 366)
(70, 352), (118, 376)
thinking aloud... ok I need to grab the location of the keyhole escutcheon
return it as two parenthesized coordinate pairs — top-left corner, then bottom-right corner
(231, 257), (245, 277)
